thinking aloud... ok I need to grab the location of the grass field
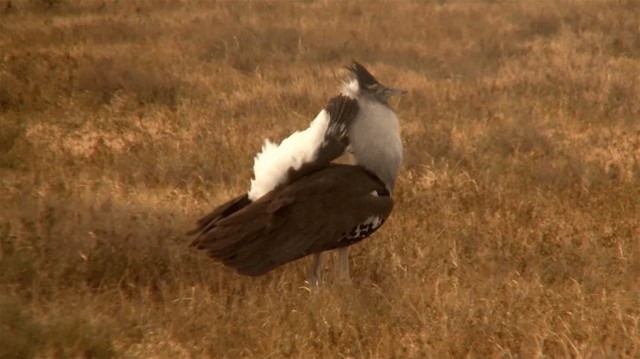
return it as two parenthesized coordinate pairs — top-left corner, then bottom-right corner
(1, 0), (639, 357)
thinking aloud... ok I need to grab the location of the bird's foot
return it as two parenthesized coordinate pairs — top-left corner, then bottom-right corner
(306, 252), (324, 292)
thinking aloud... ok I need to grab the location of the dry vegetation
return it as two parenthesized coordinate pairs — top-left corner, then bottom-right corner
(1, 0), (639, 357)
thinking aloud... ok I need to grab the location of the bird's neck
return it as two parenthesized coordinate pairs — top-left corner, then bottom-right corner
(348, 97), (403, 192)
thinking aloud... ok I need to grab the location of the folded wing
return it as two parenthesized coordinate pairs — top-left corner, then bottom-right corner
(191, 164), (393, 276)
(189, 95), (362, 267)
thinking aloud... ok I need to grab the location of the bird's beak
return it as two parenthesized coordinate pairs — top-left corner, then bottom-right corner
(385, 87), (407, 97)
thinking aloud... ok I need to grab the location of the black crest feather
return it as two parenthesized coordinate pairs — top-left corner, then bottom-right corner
(348, 61), (380, 88)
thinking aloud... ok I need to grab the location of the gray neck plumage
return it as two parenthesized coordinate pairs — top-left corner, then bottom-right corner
(342, 85), (403, 192)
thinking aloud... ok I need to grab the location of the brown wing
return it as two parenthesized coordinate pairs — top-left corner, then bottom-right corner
(190, 164), (393, 276)
(188, 95), (359, 245)
(186, 194), (250, 236)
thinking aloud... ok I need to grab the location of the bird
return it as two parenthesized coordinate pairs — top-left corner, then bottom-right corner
(189, 62), (405, 286)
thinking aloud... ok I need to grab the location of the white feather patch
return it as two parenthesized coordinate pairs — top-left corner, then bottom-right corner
(248, 110), (330, 201)
(341, 78), (359, 99)
(366, 215), (383, 229)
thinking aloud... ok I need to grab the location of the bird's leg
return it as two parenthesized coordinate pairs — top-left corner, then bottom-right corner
(335, 247), (352, 284)
(307, 252), (324, 289)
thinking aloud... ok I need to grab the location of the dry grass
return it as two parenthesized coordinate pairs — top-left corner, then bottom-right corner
(1, 0), (639, 357)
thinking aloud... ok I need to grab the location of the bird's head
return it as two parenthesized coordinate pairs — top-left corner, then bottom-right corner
(342, 61), (406, 104)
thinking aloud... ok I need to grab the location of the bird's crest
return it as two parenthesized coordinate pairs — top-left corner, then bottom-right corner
(343, 61), (406, 103)
(348, 61), (381, 89)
